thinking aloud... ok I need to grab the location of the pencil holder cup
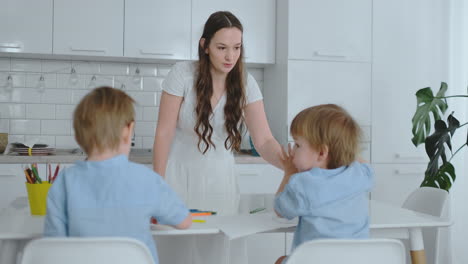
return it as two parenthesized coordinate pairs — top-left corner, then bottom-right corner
(25, 182), (51, 215)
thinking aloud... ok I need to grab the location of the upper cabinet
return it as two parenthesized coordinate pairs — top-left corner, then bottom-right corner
(371, 0), (449, 163)
(288, 0), (371, 62)
(124, 0), (191, 60)
(53, 0), (124, 57)
(191, 0), (276, 64)
(0, 0), (53, 54)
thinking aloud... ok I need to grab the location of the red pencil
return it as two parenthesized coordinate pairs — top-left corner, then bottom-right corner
(52, 164), (60, 183)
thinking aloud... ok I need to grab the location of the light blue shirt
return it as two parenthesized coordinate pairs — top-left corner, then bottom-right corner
(275, 162), (373, 251)
(44, 155), (189, 264)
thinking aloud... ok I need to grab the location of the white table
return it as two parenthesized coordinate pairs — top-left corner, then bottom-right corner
(0, 200), (451, 264)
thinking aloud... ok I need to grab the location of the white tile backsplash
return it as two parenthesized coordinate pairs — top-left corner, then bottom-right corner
(55, 136), (79, 149)
(71, 61), (100, 75)
(0, 104), (25, 118)
(143, 107), (158, 121)
(99, 62), (129, 75)
(55, 105), (75, 120)
(10, 119), (40, 134)
(0, 58), (264, 148)
(41, 89), (72, 104)
(41, 60), (71, 74)
(26, 104), (56, 119)
(26, 73), (57, 88)
(0, 58), (10, 71)
(41, 120), (71, 135)
(143, 77), (163, 92)
(129, 64), (158, 76)
(0, 119), (9, 132)
(11, 59), (41, 72)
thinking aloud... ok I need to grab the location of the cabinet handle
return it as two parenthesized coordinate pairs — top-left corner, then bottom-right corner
(314, 51), (347, 58)
(394, 169), (423, 175)
(0, 43), (21, 49)
(0, 43), (22, 52)
(139, 49), (174, 56)
(70, 47), (107, 53)
(394, 153), (425, 160)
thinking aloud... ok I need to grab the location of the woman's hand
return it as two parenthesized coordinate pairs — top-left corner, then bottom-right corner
(280, 143), (297, 177)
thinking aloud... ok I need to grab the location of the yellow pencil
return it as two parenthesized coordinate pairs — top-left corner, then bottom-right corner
(192, 219), (206, 223)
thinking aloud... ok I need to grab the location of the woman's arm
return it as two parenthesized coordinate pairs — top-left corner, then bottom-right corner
(153, 91), (183, 177)
(244, 100), (283, 169)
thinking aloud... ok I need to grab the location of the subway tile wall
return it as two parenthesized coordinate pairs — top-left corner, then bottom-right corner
(0, 58), (264, 150)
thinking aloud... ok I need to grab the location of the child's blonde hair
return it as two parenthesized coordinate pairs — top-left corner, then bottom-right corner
(73, 86), (135, 155)
(290, 104), (362, 169)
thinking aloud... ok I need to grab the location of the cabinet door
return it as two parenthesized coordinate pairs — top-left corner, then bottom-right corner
(53, 0), (123, 56)
(191, 0), (275, 63)
(288, 0), (371, 62)
(236, 164), (283, 194)
(287, 60), (371, 139)
(125, 0), (191, 60)
(0, 0), (52, 54)
(371, 164), (426, 206)
(247, 233), (285, 264)
(372, 0), (449, 163)
(0, 164), (28, 211)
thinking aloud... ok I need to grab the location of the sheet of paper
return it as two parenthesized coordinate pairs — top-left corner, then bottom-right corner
(210, 212), (297, 240)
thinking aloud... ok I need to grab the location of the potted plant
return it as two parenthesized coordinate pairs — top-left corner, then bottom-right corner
(411, 82), (468, 191)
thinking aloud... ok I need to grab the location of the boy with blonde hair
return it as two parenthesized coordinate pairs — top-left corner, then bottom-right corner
(274, 104), (373, 264)
(44, 86), (192, 264)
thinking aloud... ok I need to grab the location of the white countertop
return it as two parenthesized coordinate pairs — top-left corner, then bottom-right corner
(0, 149), (267, 164)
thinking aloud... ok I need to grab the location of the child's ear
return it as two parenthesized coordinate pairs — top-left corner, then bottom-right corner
(318, 145), (329, 162)
(122, 121), (135, 144)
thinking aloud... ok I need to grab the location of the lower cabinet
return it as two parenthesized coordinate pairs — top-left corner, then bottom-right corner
(0, 164), (28, 211)
(236, 163), (285, 263)
(370, 163), (426, 206)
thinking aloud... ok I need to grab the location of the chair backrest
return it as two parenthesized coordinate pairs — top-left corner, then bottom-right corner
(285, 239), (406, 264)
(402, 187), (448, 217)
(20, 237), (154, 264)
(402, 187), (449, 264)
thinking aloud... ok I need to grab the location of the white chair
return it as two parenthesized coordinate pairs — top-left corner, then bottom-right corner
(20, 237), (154, 264)
(402, 187), (449, 264)
(285, 238), (406, 264)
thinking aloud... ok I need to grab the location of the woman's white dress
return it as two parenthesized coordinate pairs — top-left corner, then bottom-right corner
(156, 61), (263, 264)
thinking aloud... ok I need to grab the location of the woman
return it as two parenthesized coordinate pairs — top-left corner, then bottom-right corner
(153, 11), (283, 264)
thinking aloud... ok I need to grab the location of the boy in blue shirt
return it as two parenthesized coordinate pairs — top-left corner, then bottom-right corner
(44, 86), (192, 264)
(274, 104), (373, 264)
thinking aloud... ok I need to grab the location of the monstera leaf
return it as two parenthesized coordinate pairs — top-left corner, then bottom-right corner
(421, 162), (456, 192)
(411, 82), (448, 146)
(424, 116), (459, 176)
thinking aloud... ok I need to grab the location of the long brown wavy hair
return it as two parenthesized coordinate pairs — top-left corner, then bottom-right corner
(195, 11), (246, 154)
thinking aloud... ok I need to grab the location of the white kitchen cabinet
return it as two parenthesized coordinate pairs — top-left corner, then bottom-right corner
(191, 0), (276, 64)
(264, 0), (372, 146)
(265, 60), (371, 144)
(371, 164), (426, 206)
(236, 163), (284, 264)
(236, 163), (282, 194)
(0, 0), (53, 54)
(371, 0), (449, 164)
(53, 0), (124, 57)
(288, 0), (371, 62)
(0, 164), (28, 211)
(288, 60), (371, 130)
(124, 0), (191, 60)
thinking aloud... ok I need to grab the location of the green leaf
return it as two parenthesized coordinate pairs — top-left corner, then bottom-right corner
(447, 114), (460, 136)
(421, 162), (455, 192)
(425, 120), (451, 176)
(411, 82), (448, 146)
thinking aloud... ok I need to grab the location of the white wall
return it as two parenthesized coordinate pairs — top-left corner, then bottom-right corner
(0, 58), (264, 150)
(449, 0), (468, 263)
